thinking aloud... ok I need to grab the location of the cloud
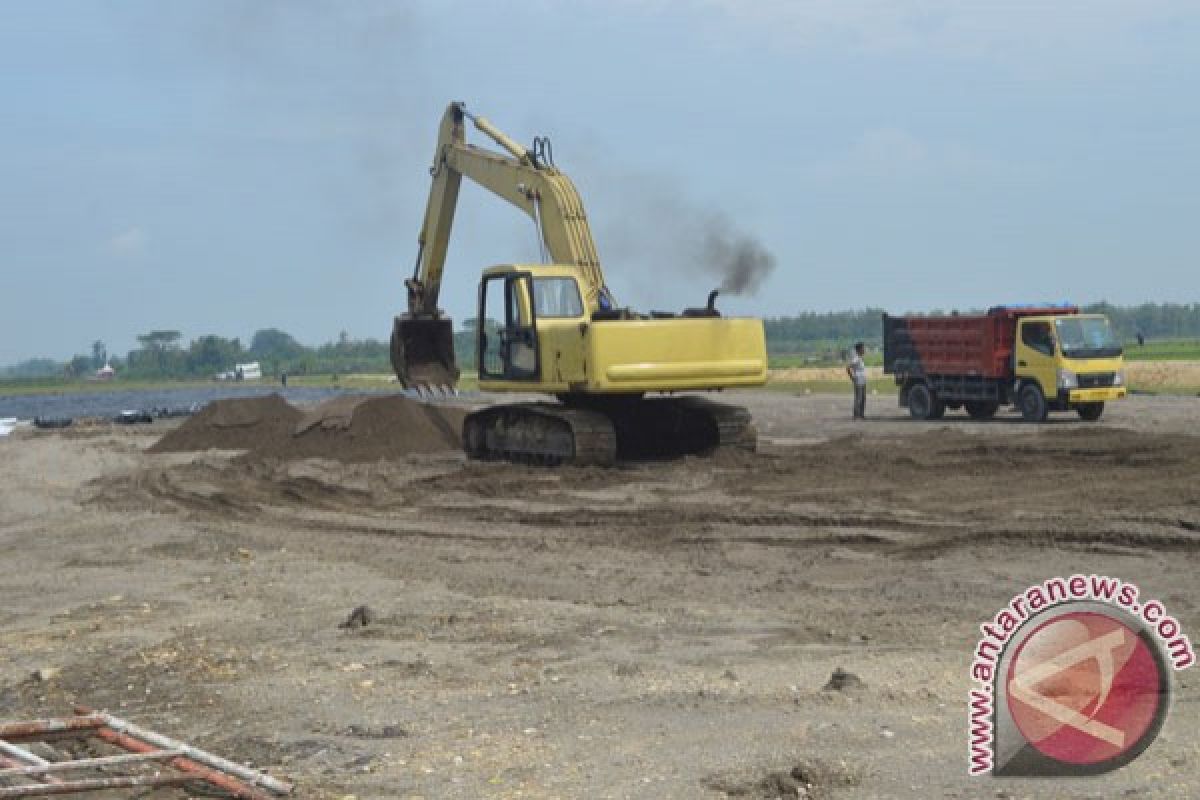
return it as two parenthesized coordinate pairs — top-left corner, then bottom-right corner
(107, 226), (148, 257)
(674, 0), (1192, 67)
(807, 127), (1022, 183)
(835, 128), (929, 178)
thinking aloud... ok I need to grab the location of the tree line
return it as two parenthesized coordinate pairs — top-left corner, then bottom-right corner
(764, 302), (1200, 354)
(3, 302), (1200, 380)
(0, 328), (396, 381)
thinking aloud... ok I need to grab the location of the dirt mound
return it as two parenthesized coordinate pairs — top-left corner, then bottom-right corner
(294, 395), (363, 434)
(259, 395), (466, 461)
(150, 394), (301, 454)
(150, 394), (466, 462)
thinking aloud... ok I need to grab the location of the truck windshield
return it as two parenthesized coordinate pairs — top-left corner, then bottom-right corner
(1055, 317), (1122, 358)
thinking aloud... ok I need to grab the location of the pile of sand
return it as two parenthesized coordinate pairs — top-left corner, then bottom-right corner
(149, 395), (302, 454)
(150, 394), (466, 462)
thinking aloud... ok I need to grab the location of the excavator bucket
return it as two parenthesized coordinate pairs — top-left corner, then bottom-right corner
(390, 316), (460, 389)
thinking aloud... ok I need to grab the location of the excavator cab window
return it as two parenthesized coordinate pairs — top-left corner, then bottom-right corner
(478, 273), (539, 381)
(532, 277), (584, 318)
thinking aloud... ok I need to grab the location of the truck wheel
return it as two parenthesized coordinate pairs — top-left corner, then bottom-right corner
(965, 400), (999, 420)
(1018, 383), (1048, 423)
(908, 383), (936, 420)
(1076, 402), (1105, 421)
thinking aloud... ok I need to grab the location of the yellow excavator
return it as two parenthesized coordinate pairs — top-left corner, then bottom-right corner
(391, 102), (768, 465)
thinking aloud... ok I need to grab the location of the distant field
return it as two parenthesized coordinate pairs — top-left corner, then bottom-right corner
(1123, 360), (1200, 392)
(1123, 339), (1200, 361)
(0, 371), (472, 398)
(770, 339), (1200, 369)
(769, 353), (882, 369)
(767, 362), (1200, 394)
(766, 366), (893, 394)
(6, 351), (1200, 399)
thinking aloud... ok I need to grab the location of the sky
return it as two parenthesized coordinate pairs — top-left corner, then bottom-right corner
(1, 0), (1198, 364)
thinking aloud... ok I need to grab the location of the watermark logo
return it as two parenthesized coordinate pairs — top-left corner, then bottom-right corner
(968, 576), (1194, 777)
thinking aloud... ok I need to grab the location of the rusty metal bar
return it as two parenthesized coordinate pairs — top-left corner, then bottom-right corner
(0, 748), (185, 777)
(0, 742), (48, 767)
(0, 742), (71, 790)
(85, 710), (292, 795)
(0, 718), (103, 742)
(0, 741), (65, 788)
(87, 724), (281, 800)
(0, 773), (193, 797)
(0, 755), (48, 789)
(0, 711), (292, 798)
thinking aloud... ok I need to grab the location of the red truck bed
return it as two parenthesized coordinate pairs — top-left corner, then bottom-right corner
(883, 306), (1078, 379)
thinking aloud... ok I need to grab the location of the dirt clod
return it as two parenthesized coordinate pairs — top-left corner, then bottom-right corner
(824, 667), (865, 692)
(705, 759), (854, 799)
(345, 723), (408, 739)
(338, 605), (375, 629)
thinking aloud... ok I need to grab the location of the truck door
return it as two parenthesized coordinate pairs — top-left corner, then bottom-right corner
(1015, 319), (1058, 397)
(478, 273), (539, 381)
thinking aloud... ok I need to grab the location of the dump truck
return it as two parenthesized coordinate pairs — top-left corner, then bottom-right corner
(882, 305), (1127, 422)
(391, 103), (768, 464)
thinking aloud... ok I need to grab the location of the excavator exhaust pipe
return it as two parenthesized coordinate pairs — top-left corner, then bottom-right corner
(390, 315), (460, 390)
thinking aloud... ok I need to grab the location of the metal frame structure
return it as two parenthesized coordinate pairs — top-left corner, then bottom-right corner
(0, 710), (292, 798)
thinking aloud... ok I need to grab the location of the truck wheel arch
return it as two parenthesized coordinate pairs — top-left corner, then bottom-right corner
(1017, 380), (1048, 423)
(907, 380), (943, 421)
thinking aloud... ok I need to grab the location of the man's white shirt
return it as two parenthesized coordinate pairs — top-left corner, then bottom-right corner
(848, 353), (867, 386)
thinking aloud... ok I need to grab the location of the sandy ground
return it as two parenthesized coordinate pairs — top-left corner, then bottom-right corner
(1, 392), (1199, 799)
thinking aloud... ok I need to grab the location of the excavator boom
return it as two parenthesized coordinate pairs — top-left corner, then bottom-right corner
(393, 103), (610, 388)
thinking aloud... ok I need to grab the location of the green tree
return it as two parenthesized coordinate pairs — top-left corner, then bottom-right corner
(187, 335), (244, 375)
(67, 354), (93, 377)
(1, 358), (60, 378)
(134, 330), (183, 376)
(250, 329), (305, 361)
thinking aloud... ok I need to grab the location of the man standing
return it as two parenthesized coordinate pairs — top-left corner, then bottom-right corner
(846, 341), (867, 419)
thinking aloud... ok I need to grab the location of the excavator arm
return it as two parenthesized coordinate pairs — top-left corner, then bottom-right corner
(408, 103), (610, 314)
(393, 103), (613, 388)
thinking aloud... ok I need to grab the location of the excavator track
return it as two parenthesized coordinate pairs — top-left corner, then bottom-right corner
(607, 396), (756, 459)
(462, 396), (755, 466)
(463, 404), (618, 466)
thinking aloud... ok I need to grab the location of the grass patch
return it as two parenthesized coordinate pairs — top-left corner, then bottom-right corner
(1123, 339), (1200, 361)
